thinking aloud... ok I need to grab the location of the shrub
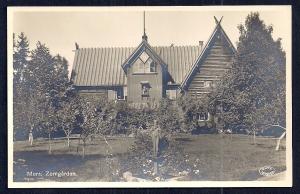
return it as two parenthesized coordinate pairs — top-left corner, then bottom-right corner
(121, 129), (191, 180)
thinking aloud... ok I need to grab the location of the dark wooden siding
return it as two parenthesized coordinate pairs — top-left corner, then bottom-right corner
(188, 35), (234, 97)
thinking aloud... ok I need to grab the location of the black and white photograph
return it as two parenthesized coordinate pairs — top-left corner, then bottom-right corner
(7, 6), (292, 187)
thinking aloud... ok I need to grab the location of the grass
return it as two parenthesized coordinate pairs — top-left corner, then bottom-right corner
(13, 134), (286, 182)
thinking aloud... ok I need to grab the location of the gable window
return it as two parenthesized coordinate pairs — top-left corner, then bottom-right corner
(139, 51), (149, 63)
(133, 51), (157, 74)
(150, 60), (156, 72)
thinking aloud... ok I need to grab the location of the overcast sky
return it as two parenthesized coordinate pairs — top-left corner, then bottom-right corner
(11, 6), (291, 74)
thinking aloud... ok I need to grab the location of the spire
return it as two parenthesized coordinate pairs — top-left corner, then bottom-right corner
(142, 11), (148, 42)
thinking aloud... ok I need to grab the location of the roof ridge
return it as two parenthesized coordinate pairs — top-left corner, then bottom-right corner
(77, 44), (203, 50)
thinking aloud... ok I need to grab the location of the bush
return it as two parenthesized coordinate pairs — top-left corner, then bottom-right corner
(177, 95), (216, 133)
(121, 129), (191, 180)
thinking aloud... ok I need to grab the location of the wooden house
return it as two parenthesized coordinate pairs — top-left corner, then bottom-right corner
(71, 17), (236, 105)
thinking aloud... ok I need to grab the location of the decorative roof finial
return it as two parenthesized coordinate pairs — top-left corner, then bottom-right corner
(214, 16), (223, 25)
(142, 11), (148, 42)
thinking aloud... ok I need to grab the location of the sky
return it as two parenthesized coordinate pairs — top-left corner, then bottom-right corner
(10, 6), (291, 75)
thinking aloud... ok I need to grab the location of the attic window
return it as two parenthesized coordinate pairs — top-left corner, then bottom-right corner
(140, 51), (149, 63)
(133, 51), (157, 73)
(150, 60), (156, 72)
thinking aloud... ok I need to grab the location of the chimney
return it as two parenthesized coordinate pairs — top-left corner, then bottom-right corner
(75, 42), (79, 50)
(198, 41), (203, 50)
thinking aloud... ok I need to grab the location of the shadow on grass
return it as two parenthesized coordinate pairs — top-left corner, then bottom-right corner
(174, 137), (192, 142)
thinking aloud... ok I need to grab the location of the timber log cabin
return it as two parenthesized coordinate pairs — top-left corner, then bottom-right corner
(71, 17), (236, 105)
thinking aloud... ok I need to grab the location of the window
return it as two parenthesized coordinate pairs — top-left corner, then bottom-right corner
(133, 58), (144, 73)
(139, 51), (149, 63)
(205, 81), (213, 88)
(142, 85), (149, 96)
(198, 112), (210, 121)
(145, 58), (152, 72)
(216, 104), (223, 113)
(166, 90), (177, 100)
(198, 81), (205, 87)
(141, 82), (150, 97)
(198, 81), (213, 88)
(116, 88), (124, 100)
(150, 60), (156, 72)
(133, 51), (157, 73)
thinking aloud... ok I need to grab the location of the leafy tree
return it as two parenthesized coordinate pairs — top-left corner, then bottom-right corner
(49, 54), (75, 149)
(213, 12), (286, 138)
(57, 96), (78, 148)
(177, 94), (215, 133)
(76, 96), (100, 158)
(156, 98), (182, 133)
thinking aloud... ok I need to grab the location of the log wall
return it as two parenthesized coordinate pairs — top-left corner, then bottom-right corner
(188, 34), (234, 97)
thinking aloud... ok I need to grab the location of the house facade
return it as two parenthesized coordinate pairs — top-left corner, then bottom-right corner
(71, 18), (236, 105)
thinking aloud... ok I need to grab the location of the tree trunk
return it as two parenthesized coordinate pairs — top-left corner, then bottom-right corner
(28, 127), (33, 146)
(77, 138), (80, 153)
(82, 140), (86, 159)
(67, 133), (70, 149)
(48, 132), (52, 154)
(276, 132), (286, 151)
(154, 159), (158, 175)
(253, 130), (256, 145)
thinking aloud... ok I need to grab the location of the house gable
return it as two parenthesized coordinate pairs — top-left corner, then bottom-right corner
(180, 17), (236, 96)
(122, 39), (170, 103)
(121, 40), (167, 74)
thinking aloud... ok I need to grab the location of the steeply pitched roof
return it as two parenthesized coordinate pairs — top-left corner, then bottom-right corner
(72, 45), (202, 86)
(180, 19), (236, 90)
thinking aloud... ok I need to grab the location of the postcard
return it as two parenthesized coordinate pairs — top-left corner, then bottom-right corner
(7, 6), (292, 188)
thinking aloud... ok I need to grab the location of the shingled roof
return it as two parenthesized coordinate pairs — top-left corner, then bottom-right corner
(71, 45), (202, 86)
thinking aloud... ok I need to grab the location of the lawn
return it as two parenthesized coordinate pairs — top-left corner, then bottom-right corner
(13, 134), (286, 182)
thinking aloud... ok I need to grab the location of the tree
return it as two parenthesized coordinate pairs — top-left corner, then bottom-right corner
(76, 97), (98, 158)
(13, 32), (30, 141)
(57, 97), (78, 148)
(13, 32), (29, 81)
(156, 98), (182, 133)
(27, 42), (59, 152)
(177, 94), (215, 133)
(49, 54), (75, 149)
(213, 13), (286, 139)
